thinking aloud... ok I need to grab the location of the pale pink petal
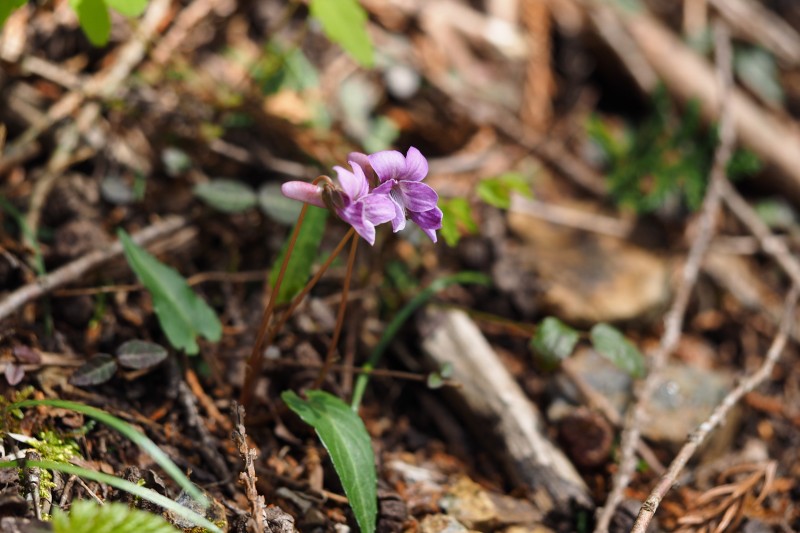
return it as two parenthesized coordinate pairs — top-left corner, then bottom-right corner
(333, 164), (368, 200)
(281, 181), (324, 208)
(347, 152), (376, 185)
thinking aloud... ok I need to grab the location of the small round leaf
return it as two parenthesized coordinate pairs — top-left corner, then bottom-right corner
(530, 317), (580, 370)
(116, 340), (169, 369)
(258, 183), (303, 225)
(70, 354), (118, 386)
(590, 323), (645, 378)
(194, 179), (257, 213)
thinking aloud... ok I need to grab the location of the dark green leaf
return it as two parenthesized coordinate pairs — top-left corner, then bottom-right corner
(70, 354), (118, 386)
(258, 183), (303, 225)
(590, 323), (645, 378)
(105, 0), (148, 17)
(0, 0), (26, 29)
(116, 340), (168, 369)
(282, 390), (376, 533)
(194, 179), (257, 213)
(53, 500), (178, 533)
(269, 206), (328, 305)
(529, 317), (579, 370)
(309, 0), (374, 68)
(118, 229), (222, 354)
(69, 0), (111, 46)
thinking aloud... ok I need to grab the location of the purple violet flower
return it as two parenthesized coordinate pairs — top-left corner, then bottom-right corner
(281, 162), (394, 246)
(365, 147), (443, 243)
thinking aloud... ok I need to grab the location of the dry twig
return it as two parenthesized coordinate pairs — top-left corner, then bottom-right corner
(232, 403), (267, 533)
(0, 216), (188, 321)
(594, 22), (737, 533)
(632, 288), (797, 532)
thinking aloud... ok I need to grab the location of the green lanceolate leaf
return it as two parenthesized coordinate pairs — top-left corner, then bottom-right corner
(269, 206), (328, 305)
(590, 323), (645, 378)
(11, 399), (207, 506)
(309, 0), (374, 68)
(118, 229), (222, 355)
(116, 339), (169, 369)
(194, 179), (258, 213)
(69, 0), (111, 46)
(282, 390), (377, 533)
(69, 354), (118, 386)
(105, 0), (149, 17)
(53, 500), (178, 533)
(0, 459), (220, 533)
(530, 317), (579, 370)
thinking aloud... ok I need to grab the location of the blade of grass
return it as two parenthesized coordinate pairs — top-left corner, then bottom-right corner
(350, 271), (490, 410)
(0, 459), (222, 533)
(10, 399), (205, 506)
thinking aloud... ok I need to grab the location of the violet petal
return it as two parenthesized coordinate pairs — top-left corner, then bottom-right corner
(368, 150), (405, 182)
(398, 181), (438, 212)
(402, 146), (429, 182)
(363, 193), (396, 226)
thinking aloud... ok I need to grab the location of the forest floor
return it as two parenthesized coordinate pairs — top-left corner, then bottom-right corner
(2, 0), (800, 532)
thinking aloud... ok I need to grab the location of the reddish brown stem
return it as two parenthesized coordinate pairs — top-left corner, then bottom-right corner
(240, 204), (310, 409)
(312, 230), (359, 389)
(270, 228), (356, 337)
(240, 226), (356, 408)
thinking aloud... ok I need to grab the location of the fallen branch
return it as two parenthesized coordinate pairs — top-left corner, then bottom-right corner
(0, 216), (188, 322)
(422, 308), (591, 510)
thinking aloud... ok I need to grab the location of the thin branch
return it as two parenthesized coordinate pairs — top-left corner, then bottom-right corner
(594, 21), (736, 533)
(0, 216), (188, 322)
(720, 179), (800, 287)
(631, 285), (798, 532)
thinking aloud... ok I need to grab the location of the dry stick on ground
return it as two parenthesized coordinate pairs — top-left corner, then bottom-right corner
(709, 0), (800, 65)
(631, 284), (799, 532)
(231, 403), (267, 533)
(721, 179), (800, 287)
(0, 216), (187, 321)
(593, 22), (737, 533)
(16, 0), (172, 247)
(1, 0), (171, 159)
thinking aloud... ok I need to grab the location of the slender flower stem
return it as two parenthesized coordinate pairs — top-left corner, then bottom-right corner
(240, 203), (310, 409)
(240, 226), (356, 409)
(312, 230), (359, 389)
(270, 228), (356, 337)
